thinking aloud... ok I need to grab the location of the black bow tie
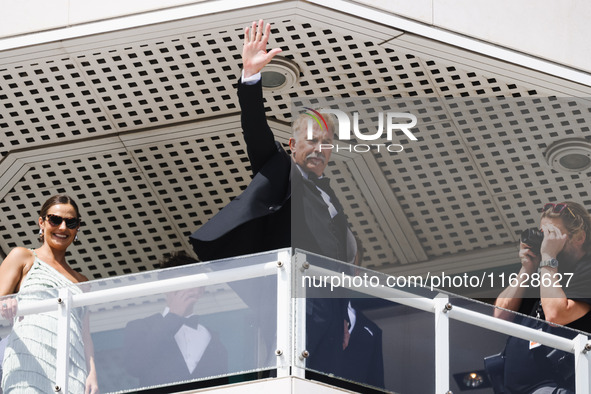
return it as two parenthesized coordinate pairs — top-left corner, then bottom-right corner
(184, 315), (200, 329)
(310, 175), (331, 192)
(309, 175), (346, 216)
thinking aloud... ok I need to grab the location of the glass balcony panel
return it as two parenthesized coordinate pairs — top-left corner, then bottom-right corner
(449, 296), (583, 394)
(1, 291), (68, 393)
(295, 250), (438, 393)
(2, 249), (588, 393)
(76, 251), (280, 393)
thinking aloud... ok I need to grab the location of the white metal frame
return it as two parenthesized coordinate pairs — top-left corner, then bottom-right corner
(292, 251), (309, 378)
(3, 255), (282, 392)
(276, 249), (293, 378)
(2, 248), (590, 394)
(54, 288), (73, 394)
(302, 260), (591, 394)
(434, 294), (450, 393)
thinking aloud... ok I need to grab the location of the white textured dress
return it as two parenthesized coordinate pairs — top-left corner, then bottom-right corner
(1, 253), (87, 393)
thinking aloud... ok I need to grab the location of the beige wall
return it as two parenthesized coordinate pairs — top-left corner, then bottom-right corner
(0, 0), (588, 74)
(355, 0), (590, 74)
(0, 0), (204, 35)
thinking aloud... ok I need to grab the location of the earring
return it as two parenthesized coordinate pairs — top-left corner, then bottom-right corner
(38, 229), (43, 236)
(74, 234), (79, 242)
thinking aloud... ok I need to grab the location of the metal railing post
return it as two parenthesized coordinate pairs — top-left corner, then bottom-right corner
(292, 251), (308, 378)
(4, 249), (590, 394)
(275, 249), (292, 378)
(574, 334), (591, 394)
(434, 294), (450, 394)
(54, 288), (72, 393)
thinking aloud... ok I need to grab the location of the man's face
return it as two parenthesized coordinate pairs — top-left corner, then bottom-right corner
(289, 123), (333, 177)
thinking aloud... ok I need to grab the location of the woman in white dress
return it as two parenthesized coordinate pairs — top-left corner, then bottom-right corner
(0, 194), (98, 394)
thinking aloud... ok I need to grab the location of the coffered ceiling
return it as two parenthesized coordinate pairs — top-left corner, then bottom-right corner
(0, 1), (590, 283)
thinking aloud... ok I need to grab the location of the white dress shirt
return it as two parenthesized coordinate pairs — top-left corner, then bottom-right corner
(162, 308), (211, 374)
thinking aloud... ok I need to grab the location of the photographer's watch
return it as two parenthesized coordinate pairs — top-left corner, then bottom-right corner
(539, 258), (559, 269)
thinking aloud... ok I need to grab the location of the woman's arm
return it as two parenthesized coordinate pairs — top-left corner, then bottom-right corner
(0, 247), (33, 320)
(83, 311), (99, 394)
(0, 247), (33, 295)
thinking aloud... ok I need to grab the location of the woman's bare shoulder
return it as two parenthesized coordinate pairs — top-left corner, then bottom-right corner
(0, 247), (35, 295)
(73, 271), (89, 283)
(4, 247), (34, 264)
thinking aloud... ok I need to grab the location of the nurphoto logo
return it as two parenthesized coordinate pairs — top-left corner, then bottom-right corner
(303, 107), (419, 153)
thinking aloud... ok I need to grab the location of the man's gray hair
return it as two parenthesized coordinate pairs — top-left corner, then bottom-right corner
(291, 110), (337, 141)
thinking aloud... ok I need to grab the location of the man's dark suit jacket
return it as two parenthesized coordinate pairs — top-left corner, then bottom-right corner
(189, 80), (349, 263)
(123, 313), (228, 388)
(342, 308), (385, 389)
(189, 79), (351, 377)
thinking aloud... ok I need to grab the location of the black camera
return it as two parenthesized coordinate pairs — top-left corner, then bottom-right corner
(520, 228), (544, 255)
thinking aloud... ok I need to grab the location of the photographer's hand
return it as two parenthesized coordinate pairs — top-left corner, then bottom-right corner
(494, 243), (540, 320)
(518, 242), (540, 273)
(539, 223), (567, 262)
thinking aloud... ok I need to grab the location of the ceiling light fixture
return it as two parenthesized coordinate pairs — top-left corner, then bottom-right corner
(261, 56), (300, 91)
(545, 138), (591, 173)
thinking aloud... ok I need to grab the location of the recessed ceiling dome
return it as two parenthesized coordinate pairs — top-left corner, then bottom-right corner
(261, 56), (300, 91)
(545, 138), (591, 173)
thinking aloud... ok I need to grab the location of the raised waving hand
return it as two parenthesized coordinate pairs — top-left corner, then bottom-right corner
(242, 19), (283, 78)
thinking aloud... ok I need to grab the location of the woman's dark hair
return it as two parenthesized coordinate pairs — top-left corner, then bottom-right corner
(39, 194), (81, 219)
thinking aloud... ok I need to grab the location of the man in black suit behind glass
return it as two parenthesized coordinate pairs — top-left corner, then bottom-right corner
(123, 252), (227, 388)
(190, 19), (357, 378)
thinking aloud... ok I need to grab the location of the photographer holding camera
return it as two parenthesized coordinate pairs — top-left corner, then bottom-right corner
(493, 201), (591, 393)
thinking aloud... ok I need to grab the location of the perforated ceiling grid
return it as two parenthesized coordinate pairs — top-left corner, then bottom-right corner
(1, 152), (183, 277)
(127, 130), (253, 230)
(0, 129), (259, 278)
(0, 8), (590, 278)
(374, 97), (591, 257)
(0, 57), (116, 153)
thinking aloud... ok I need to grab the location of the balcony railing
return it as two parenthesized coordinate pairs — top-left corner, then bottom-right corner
(0, 248), (589, 393)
